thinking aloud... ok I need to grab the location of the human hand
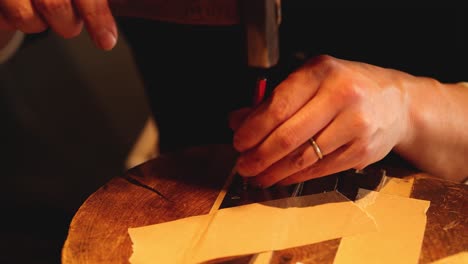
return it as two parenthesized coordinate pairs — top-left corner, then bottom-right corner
(0, 0), (117, 50)
(230, 55), (411, 187)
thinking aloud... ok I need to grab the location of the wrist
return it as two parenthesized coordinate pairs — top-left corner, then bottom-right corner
(393, 75), (448, 169)
(386, 71), (416, 153)
(393, 74), (444, 153)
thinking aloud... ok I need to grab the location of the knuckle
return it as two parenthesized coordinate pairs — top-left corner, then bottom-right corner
(252, 157), (267, 175)
(269, 94), (290, 123)
(351, 111), (376, 138)
(7, 6), (45, 32)
(309, 54), (336, 67)
(276, 127), (300, 151)
(81, 9), (99, 22)
(316, 54), (336, 65)
(76, 2), (110, 23)
(278, 135), (295, 152)
(303, 163), (321, 177)
(233, 129), (255, 152)
(290, 147), (307, 170)
(355, 143), (372, 159)
(352, 112), (372, 132)
(302, 54), (337, 81)
(349, 82), (365, 101)
(239, 155), (267, 176)
(336, 80), (366, 105)
(34, 0), (67, 14)
(7, 7), (30, 25)
(285, 71), (304, 83)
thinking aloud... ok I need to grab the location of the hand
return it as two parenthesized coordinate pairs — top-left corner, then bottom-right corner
(0, 0), (117, 50)
(230, 55), (411, 187)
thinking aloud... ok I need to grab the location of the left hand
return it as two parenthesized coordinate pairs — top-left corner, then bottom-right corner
(0, 0), (117, 50)
(230, 55), (411, 187)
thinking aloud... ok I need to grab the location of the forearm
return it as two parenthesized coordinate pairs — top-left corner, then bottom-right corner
(108, 0), (240, 25)
(395, 78), (468, 182)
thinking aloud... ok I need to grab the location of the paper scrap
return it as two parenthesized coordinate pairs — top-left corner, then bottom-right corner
(379, 176), (414, 197)
(248, 251), (273, 264)
(128, 191), (378, 264)
(333, 190), (430, 264)
(430, 251), (468, 264)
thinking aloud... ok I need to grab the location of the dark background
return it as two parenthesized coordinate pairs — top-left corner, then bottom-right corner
(0, 7), (466, 264)
(0, 31), (150, 263)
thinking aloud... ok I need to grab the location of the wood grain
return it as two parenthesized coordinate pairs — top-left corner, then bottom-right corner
(62, 144), (237, 263)
(62, 145), (468, 264)
(411, 176), (468, 264)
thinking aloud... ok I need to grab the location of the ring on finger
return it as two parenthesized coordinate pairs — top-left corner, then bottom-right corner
(309, 138), (323, 160)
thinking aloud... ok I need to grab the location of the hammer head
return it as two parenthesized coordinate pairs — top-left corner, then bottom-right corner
(240, 0), (281, 69)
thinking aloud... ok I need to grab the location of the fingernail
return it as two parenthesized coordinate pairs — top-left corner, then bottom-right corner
(97, 29), (116, 51)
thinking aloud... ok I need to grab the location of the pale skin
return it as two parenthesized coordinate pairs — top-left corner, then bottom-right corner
(230, 55), (468, 186)
(0, 0), (239, 50)
(2, 1), (467, 184)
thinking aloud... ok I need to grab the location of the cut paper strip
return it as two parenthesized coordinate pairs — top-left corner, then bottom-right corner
(333, 190), (430, 264)
(430, 251), (468, 264)
(128, 191), (378, 264)
(379, 176), (414, 197)
(248, 251), (274, 264)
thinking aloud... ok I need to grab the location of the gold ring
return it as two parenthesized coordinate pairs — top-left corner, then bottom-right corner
(309, 138), (323, 160)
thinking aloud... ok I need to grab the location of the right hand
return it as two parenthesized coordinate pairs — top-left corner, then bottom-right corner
(0, 0), (117, 50)
(230, 55), (412, 188)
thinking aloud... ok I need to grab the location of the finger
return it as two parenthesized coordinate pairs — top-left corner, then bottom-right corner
(236, 71), (344, 177)
(249, 106), (371, 187)
(0, 0), (47, 33)
(33, 0), (83, 38)
(0, 12), (15, 30)
(228, 107), (252, 131)
(250, 141), (320, 188)
(74, 0), (117, 50)
(233, 56), (334, 152)
(277, 140), (369, 186)
(314, 106), (367, 156)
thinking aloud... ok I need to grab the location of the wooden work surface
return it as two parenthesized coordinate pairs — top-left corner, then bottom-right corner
(62, 144), (467, 264)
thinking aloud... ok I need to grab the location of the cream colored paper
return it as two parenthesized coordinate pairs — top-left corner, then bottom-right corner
(333, 190), (430, 264)
(430, 251), (468, 264)
(379, 176), (415, 197)
(128, 191), (378, 264)
(248, 251), (273, 264)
